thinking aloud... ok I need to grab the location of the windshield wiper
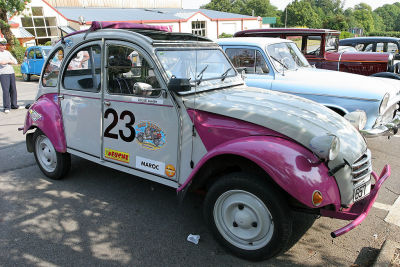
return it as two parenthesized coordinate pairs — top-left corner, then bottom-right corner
(269, 55), (289, 70)
(221, 67), (232, 81)
(196, 65), (208, 85)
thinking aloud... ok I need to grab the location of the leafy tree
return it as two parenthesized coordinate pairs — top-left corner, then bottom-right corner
(374, 3), (400, 31)
(285, 0), (322, 28)
(352, 3), (374, 33)
(202, 0), (233, 13)
(240, 0), (278, 17)
(323, 14), (348, 31)
(0, 0), (30, 47)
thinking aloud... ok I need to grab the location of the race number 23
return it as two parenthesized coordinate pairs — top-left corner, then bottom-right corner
(104, 108), (136, 142)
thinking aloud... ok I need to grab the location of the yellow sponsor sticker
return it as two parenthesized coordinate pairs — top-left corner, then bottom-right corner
(105, 148), (130, 163)
(165, 164), (176, 177)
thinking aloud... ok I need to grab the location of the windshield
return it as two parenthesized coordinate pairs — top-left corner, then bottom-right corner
(266, 42), (310, 71)
(156, 49), (236, 82)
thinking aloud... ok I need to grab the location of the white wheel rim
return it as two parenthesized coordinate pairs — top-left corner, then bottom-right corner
(213, 190), (274, 250)
(35, 135), (57, 172)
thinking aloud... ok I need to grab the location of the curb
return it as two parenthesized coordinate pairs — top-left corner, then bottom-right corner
(373, 240), (400, 267)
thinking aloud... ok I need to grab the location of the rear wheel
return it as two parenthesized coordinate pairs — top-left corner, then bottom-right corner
(204, 172), (293, 261)
(33, 130), (71, 179)
(22, 73), (31, 82)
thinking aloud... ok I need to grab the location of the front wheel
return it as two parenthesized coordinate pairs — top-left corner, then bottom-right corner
(33, 130), (71, 179)
(204, 173), (293, 261)
(22, 73), (31, 82)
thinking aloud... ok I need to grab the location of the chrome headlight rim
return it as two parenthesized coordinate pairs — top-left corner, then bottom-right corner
(344, 110), (367, 130)
(379, 93), (390, 114)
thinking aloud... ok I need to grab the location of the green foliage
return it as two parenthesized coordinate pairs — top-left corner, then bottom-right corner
(44, 41), (52, 46)
(0, 0), (30, 47)
(374, 3), (400, 32)
(218, 32), (233, 38)
(286, 0), (322, 28)
(11, 46), (26, 64)
(323, 14), (348, 31)
(368, 31), (400, 38)
(339, 31), (354, 39)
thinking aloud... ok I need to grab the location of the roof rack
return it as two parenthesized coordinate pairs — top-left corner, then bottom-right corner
(64, 21), (172, 39)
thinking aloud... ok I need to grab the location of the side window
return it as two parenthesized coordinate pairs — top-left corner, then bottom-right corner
(255, 51), (269, 73)
(107, 45), (161, 97)
(28, 49), (35, 59)
(363, 43), (373, 52)
(63, 45), (101, 92)
(387, 42), (398, 53)
(42, 49), (64, 87)
(354, 44), (364, 51)
(376, 42), (384, 52)
(225, 48), (256, 74)
(306, 36), (321, 56)
(35, 49), (43, 59)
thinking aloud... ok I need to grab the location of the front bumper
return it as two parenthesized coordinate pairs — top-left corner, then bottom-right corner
(320, 164), (391, 238)
(360, 114), (400, 138)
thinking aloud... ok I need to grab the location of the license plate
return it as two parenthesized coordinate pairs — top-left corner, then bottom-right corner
(353, 181), (371, 202)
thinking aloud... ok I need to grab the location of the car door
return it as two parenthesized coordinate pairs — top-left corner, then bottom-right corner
(101, 41), (180, 180)
(34, 48), (44, 75)
(59, 43), (102, 157)
(27, 48), (35, 74)
(222, 46), (273, 90)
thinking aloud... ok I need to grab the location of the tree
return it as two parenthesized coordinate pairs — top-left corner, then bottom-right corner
(202, 0), (234, 13)
(285, 0), (322, 28)
(352, 3), (374, 33)
(202, 0), (278, 17)
(0, 0), (29, 47)
(374, 3), (400, 31)
(323, 14), (348, 31)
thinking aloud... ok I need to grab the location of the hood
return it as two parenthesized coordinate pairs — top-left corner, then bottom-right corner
(182, 85), (367, 164)
(273, 67), (400, 102)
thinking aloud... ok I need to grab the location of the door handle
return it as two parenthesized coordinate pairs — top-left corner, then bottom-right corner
(104, 101), (111, 106)
(58, 95), (64, 100)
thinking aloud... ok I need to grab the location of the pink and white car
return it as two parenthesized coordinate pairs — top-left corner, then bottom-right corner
(21, 22), (390, 261)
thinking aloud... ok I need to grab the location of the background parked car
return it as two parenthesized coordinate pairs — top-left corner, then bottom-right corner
(234, 28), (400, 79)
(339, 36), (400, 62)
(20, 46), (52, 81)
(217, 37), (400, 137)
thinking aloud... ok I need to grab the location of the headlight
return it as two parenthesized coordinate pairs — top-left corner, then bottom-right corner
(310, 134), (340, 161)
(379, 93), (390, 114)
(344, 110), (367, 130)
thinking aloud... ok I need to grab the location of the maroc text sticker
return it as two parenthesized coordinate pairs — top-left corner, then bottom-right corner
(29, 109), (42, 122)
(165, 164), (176, 177)
(135, 121), (166, 150)
(104, 148), (130, 163)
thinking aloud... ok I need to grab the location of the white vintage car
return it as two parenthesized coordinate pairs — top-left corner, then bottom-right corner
(21, 22), (390, 261)
(217, 37), (400, 137)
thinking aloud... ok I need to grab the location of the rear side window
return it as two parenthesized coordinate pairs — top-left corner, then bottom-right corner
(42, 49), (64, 87)
(62, 45), (101, 92)
(387, 42), (398, 53)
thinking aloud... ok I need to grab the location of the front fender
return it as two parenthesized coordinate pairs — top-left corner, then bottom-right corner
(20, 62), (29, 74)
(178, 136), (341, 209)
(23, 93), (66, 153)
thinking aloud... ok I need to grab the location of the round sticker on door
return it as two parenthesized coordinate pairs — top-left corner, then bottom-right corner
(165, 164), (176, 177)
(135, 121), (166, 150)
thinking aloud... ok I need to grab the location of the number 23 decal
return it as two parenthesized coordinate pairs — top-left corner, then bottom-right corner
(104, 108), (135, 142)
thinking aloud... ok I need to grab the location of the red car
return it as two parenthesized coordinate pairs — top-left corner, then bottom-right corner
(234, 28), (400, 79)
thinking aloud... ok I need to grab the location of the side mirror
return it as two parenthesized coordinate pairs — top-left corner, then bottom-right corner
(167, 78), (192, 93)
(133, 82), (161, 95)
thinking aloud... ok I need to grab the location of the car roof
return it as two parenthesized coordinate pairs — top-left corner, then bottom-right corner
(235, 28), (340, 36)
(217, 37), (292, 47)
(340, 37), (400, 43)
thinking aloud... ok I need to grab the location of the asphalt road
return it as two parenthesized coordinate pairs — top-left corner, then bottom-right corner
(0, 79), (399, 266)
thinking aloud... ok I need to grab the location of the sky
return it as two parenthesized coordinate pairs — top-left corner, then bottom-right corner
(183, 0), (400, 10)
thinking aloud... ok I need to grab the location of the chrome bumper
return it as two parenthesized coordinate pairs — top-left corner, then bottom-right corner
(360, 113), (400, 138)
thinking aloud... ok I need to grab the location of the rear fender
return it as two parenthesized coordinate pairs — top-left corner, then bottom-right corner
(23, 93), (66, 153)
(178, 135), (341, 209)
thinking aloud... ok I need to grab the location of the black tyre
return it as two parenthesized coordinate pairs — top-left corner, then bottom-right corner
(203, 172), (293, 261)
(33, 129), (71, 179)
(22, 73), (31, 82)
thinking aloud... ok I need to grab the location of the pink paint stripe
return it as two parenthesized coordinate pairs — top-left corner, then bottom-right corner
(62, 93), (173, 107)
(330, 164), (391, 238)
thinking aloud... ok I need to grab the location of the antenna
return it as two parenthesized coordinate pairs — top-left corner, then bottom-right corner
(60, 28), (66, 44)
(190, 21), (199, 169)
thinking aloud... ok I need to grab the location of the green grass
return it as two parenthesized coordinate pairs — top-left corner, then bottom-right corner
(13, 65), (21, 78)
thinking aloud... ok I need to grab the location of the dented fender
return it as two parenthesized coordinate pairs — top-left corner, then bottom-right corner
(178, 135), (341, 209)
(23, 93), (66, 153)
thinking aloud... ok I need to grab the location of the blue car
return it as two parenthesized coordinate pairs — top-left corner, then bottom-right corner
(20, 46), (52, 81)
